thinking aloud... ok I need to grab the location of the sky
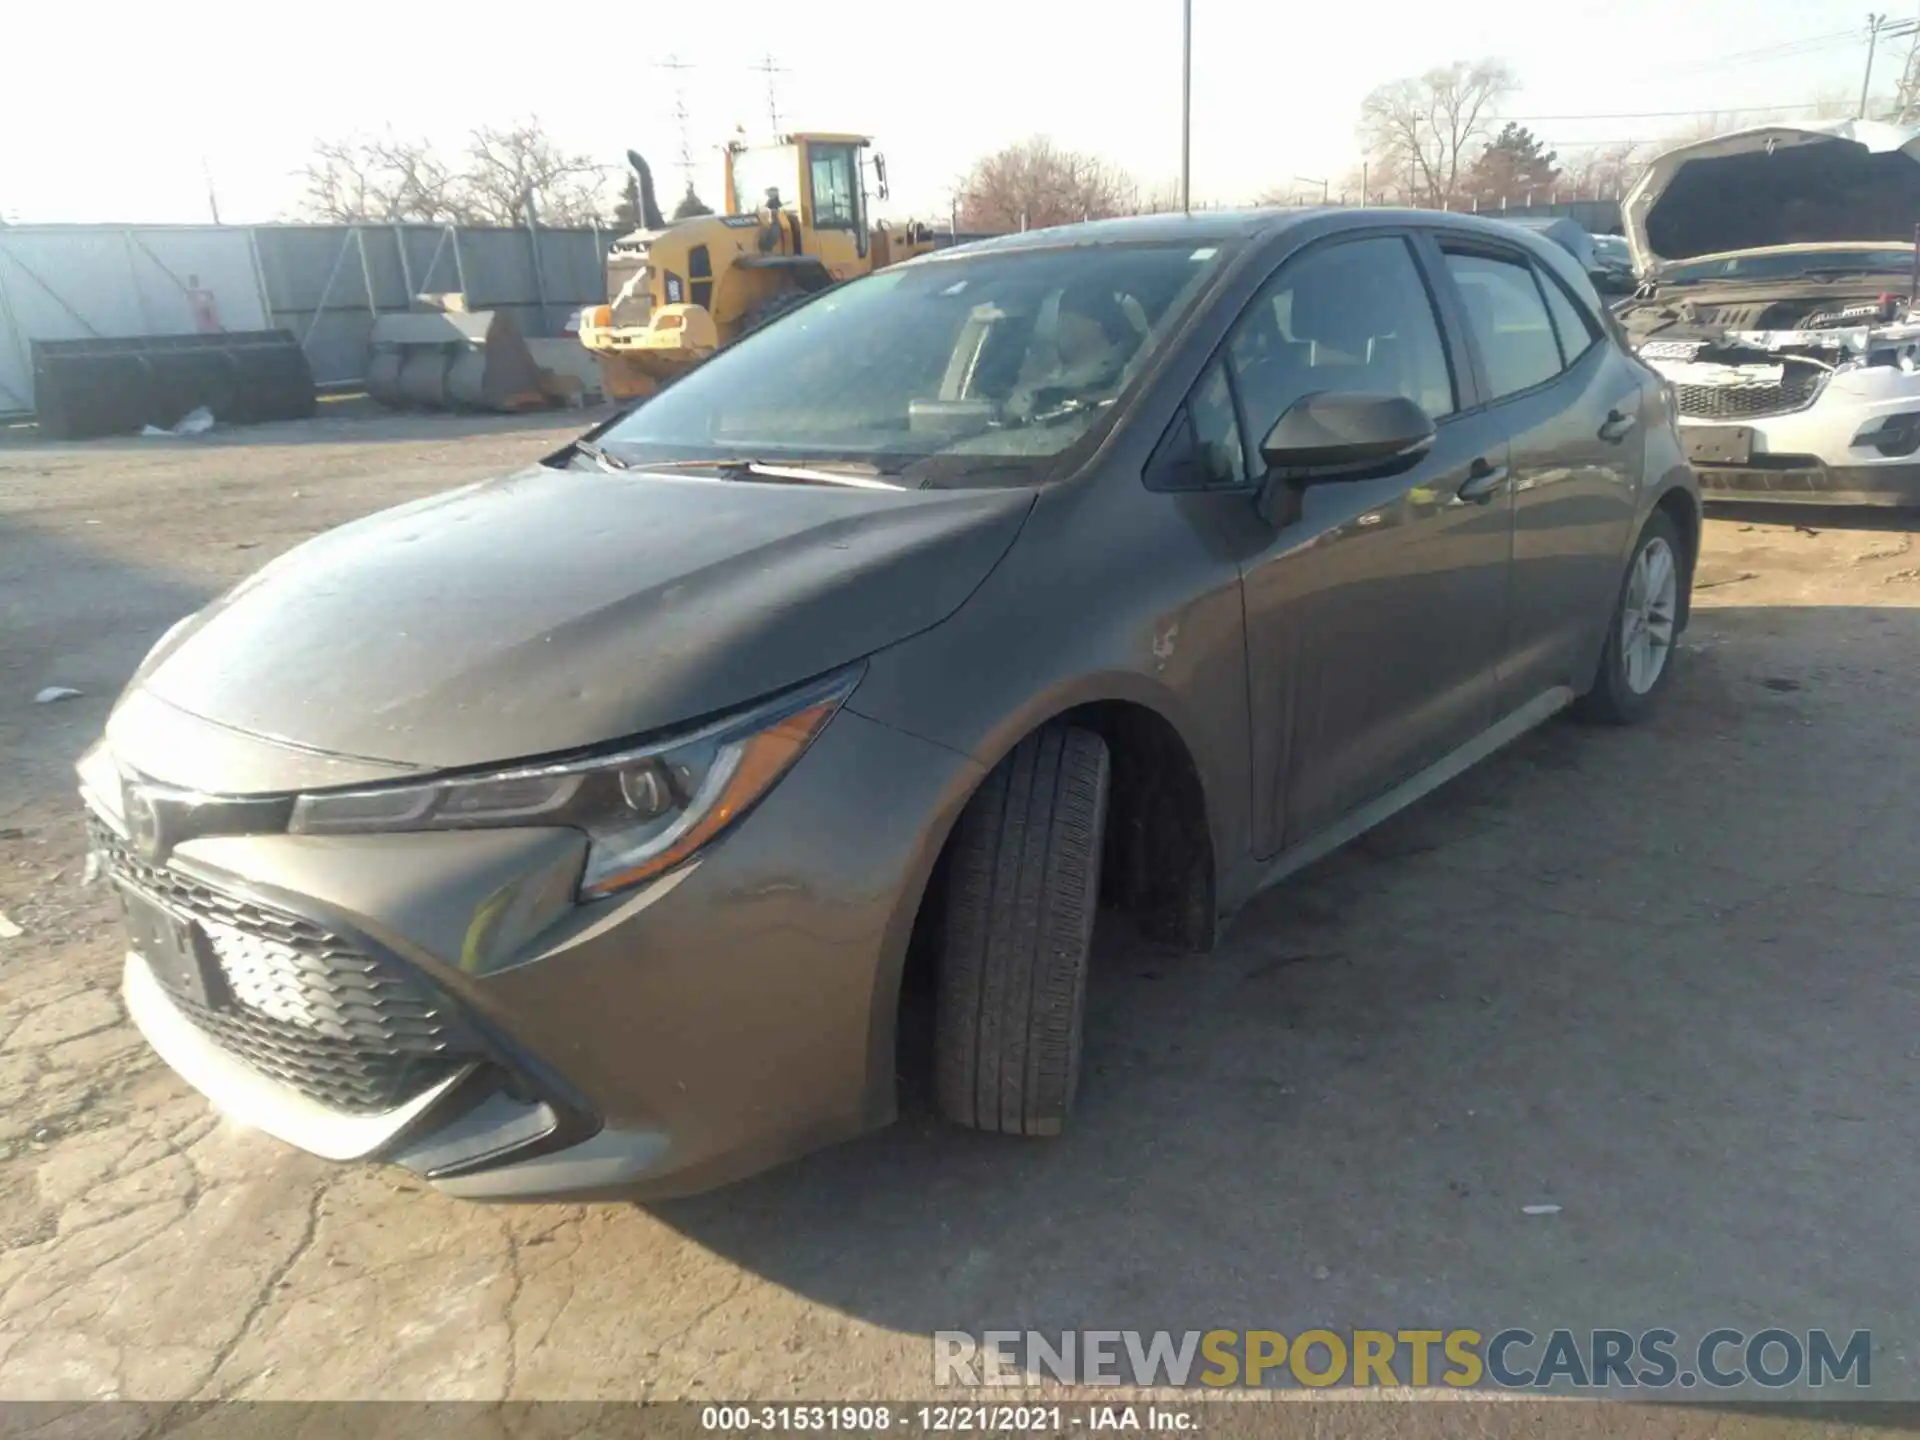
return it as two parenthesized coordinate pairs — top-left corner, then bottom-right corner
(1, 0), (1912, 227)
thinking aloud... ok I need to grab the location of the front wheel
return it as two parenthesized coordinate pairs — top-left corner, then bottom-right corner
(934, 725), (1110, 1137)
(1575, 510), (1684, 725)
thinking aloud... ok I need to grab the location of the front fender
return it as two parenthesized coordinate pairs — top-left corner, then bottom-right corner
(844, 471), (1258, 898)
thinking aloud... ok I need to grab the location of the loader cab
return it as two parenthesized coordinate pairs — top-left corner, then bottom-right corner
(725, 133), (874, 278)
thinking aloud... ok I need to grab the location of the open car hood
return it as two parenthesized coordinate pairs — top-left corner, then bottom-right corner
(1625, 118), (1920, 275)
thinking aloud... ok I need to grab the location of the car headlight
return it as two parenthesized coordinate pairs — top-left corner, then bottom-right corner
(288, 666), (859, 898)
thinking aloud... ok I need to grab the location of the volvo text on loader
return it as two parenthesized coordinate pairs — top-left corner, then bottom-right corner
(578, 134), (938, 399)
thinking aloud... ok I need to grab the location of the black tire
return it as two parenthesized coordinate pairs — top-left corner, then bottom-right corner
(934, 725), (1110, 1137)
(1574, 509), (1685, 725)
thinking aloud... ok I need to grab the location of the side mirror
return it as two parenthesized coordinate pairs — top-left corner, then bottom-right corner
(1255, 391), (1436, 526)
(873, 152), (891, 201)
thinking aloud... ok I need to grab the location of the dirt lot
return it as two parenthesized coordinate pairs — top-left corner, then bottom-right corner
(0, 405), (1917, 1404)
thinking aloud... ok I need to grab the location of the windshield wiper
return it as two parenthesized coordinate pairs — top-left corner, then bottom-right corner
(570, 438), (629, 471)
(627, 457), (905, 490)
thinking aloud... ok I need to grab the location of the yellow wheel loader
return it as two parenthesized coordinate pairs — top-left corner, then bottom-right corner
(579, 134), (939, 399)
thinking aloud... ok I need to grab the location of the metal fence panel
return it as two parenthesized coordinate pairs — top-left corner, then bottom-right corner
(0, 226), (265, 416)
(0, 223), (609, 415)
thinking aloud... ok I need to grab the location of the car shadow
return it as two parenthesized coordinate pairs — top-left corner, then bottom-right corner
(1705, 500), (1917, 532)
(646, 605), (1920, 1380)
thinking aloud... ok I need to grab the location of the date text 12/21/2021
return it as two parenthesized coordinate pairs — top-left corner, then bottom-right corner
(701, 1406), (1200, 1432)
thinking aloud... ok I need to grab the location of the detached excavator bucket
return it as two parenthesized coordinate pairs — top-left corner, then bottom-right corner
(366, 305), (549, 412)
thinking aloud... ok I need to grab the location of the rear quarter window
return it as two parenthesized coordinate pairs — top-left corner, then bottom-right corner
(1537, 268), (1601, 366)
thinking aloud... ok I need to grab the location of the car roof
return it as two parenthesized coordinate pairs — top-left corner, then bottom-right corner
(927, 206), (1588, 260)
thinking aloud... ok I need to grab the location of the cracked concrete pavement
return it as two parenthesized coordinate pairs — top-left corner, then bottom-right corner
(0, 407), (1916, 1402)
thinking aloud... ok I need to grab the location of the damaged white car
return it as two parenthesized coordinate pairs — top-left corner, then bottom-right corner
(1618, 119), (1920, 505)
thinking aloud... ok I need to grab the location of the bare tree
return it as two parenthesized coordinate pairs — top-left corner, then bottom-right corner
(1358, 60), (1518, 209)
(462, 120), (610, 226)
(303, 120), (616, 226)
(298, 134), (468, 222)
(1558, 141), (1647, 200)
(956, 137), (1139, 231)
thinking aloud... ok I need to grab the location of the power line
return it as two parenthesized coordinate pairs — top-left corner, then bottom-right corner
(1717, 25), (1870, 61)
(1645, 26), (1872, 77)
(1506, 102), (1836, 121)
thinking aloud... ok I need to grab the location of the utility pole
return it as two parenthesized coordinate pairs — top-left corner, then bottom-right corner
(655, 55), (698, 194)
(1180, 0), (1192, 213)
(1889, 6), (1920, 119)
(201, 155), (220, 225)
(1863, 14), (1890, 118)
(749, 52), (788, 134)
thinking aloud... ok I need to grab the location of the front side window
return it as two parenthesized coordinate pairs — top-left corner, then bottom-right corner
(1190, 360), (1249, 487)
(808, 144), (860, 230)
(597, 242), (1230, 484)
(1443, 250), (1564, 400)
(1225, 235), (1456, 447)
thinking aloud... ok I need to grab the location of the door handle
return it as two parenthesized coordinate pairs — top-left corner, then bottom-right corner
(1598, 408), (1637, 443)
(1456, 459), (1508, 504)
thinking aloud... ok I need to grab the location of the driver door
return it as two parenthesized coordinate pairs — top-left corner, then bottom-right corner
(1227, 233), (1515, 856)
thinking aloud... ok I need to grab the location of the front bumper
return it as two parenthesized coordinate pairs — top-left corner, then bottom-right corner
(101, 708), (981, 1201)
(1662, 359), (1920, 507)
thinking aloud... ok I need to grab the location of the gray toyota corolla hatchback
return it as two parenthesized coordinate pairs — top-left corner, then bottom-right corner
(82, 210), (1698, 1200)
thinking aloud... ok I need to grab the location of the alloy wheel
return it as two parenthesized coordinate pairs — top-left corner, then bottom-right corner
(1621, 535), (1678, 695)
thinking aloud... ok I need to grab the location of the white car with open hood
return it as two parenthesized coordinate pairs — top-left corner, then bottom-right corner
(1617, 119), (1920, 505)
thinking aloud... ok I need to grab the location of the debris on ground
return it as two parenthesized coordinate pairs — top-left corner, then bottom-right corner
(1521, 1204), (1563, 1216)
(33, 686), (82, 704)
(140, 406), (216, 438)
(0, 911), (21, 940)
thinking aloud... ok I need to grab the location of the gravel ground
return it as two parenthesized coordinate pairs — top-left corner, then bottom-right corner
(0, 404), (1916, 1410)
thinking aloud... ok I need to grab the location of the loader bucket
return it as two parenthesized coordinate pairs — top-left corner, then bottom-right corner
(31, 331), (315, 439)
(576, 302), (717, 399)
(366, 309), (549, 412)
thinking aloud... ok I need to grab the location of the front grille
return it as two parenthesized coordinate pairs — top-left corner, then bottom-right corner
(1675, 365), (1827, 420)
(91, 818), (479, 1115)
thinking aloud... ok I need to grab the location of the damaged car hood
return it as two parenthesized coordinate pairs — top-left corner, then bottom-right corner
(1625, 118), (1920, 275)
(121, 465), (1032, 779)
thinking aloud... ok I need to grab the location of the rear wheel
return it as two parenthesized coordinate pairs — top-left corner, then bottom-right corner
(1575, 510), (1684, 724)
(934, 725), (1110, 1137)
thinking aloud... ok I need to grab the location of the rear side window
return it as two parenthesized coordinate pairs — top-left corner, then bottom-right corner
(1442, 251), (1563, 400)
(1538, 270), (1600, 365)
